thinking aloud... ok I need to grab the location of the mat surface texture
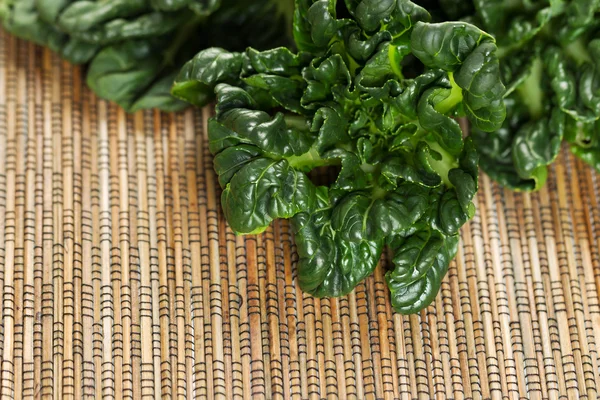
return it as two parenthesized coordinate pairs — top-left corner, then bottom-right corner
(1, 31), (600, 400)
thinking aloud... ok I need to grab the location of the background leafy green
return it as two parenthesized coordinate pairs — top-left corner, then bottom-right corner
(454, 0), (600, 190)
(0, 0), (295, 111)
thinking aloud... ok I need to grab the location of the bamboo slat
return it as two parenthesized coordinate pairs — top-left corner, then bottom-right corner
(0, 31), (599, 400)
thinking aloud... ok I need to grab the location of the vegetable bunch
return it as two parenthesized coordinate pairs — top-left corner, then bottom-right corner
(0, 0), (294, 112)
(173, 0), (506, 314)
(456, 0), (600, 190)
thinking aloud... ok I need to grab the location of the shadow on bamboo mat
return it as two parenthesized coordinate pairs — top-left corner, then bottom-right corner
(0, 31), (599, 399)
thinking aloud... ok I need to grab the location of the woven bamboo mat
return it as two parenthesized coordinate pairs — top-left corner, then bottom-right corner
(1, 30), (600, 400)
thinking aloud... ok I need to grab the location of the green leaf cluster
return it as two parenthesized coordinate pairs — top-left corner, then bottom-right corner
(175, 0), (506, 314)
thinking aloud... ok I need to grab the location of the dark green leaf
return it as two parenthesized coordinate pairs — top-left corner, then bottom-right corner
(331, 183), (429, 241)
(345, 0), (395, 33)
(221, 158), (316, 234)
(387, 231), (458, 314)
(86, 38), (187, 112)
(172, 48), (245, 107)
(58, 0), (149, 33)
(293, 187), (384, 297)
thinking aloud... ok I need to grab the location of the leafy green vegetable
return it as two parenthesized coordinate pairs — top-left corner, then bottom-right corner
(1, 0), (295, 111)
(179, 0), (505, 314)
(85, 11), (204, 112)
(0, 0), (98, 63)
(86, 37), (192, 112)
(463, 0), (600, 189)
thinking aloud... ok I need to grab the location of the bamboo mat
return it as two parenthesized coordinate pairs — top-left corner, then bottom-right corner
(0, 30), (600, 400)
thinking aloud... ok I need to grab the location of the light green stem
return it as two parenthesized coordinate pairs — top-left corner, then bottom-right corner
(287, 147), (337, 171)
(517, 57), (544, 119)
(564, 38), (592, 65)
(434, 73), (463, 115)
(426, 140), (459, 187)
